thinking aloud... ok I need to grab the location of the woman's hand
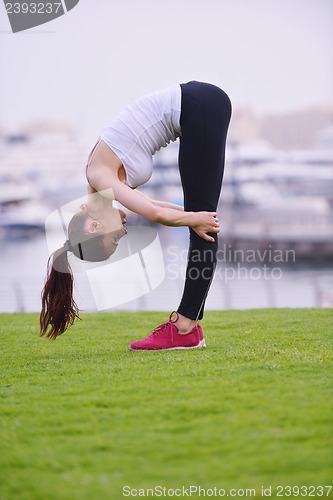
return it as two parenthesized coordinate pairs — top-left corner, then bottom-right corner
(190, 211), (220, 242)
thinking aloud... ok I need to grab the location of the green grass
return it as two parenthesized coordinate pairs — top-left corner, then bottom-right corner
(0, 309), (332, 499)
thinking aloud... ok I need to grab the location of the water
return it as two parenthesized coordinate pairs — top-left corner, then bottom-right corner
(1, 231), (333, 314)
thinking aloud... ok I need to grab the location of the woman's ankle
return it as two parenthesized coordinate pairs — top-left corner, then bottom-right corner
(174, 313), (198, 334)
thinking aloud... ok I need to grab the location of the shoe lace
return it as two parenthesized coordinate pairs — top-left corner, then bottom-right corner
(148, 311), (179, 340)
(148, 321), (171, 339)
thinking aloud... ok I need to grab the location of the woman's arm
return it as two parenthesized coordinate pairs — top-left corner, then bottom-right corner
(153, 199), (184, 211)
(135, 189), (184, 211)
(88, 167), (219, 242)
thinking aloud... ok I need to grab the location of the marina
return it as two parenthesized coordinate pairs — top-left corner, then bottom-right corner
(0, 130), (333, 313)
(1, 228), (333, 314)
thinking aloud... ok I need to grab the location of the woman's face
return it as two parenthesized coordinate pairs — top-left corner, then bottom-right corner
(83, 204), (127, 250)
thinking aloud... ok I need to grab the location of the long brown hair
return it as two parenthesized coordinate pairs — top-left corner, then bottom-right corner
(40, 210), (111, 340)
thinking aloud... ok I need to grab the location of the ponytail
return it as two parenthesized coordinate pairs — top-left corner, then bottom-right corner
(40, 246), (80, 340)
(40, 205), (116, 340)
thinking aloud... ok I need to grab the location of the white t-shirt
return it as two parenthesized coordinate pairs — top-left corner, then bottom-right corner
(100, 84), (182, 188)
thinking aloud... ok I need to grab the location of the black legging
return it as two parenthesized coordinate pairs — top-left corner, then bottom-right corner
(177, 81), (232, 320)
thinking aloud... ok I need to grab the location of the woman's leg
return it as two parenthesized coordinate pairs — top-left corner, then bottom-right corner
(177, 81), (232, 321)
(128, 81), (232, 350)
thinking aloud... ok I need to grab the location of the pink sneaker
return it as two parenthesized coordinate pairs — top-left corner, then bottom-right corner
(129, 311), (206, 351)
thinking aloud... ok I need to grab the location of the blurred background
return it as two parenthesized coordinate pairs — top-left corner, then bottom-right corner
(0, 0), (332, 313)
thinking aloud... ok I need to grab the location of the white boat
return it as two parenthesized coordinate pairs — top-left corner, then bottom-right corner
(0, 184), (50, 239)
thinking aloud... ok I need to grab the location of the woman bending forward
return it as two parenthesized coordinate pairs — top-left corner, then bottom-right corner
(40, 80), (232, 350)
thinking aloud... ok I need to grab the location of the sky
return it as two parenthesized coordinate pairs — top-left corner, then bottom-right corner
(0, 0), (332, 144)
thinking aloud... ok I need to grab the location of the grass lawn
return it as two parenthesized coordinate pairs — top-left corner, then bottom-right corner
(0, 308), (332, 499)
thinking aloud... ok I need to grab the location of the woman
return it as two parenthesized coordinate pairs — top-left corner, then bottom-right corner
(40, 80), (232, 349)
